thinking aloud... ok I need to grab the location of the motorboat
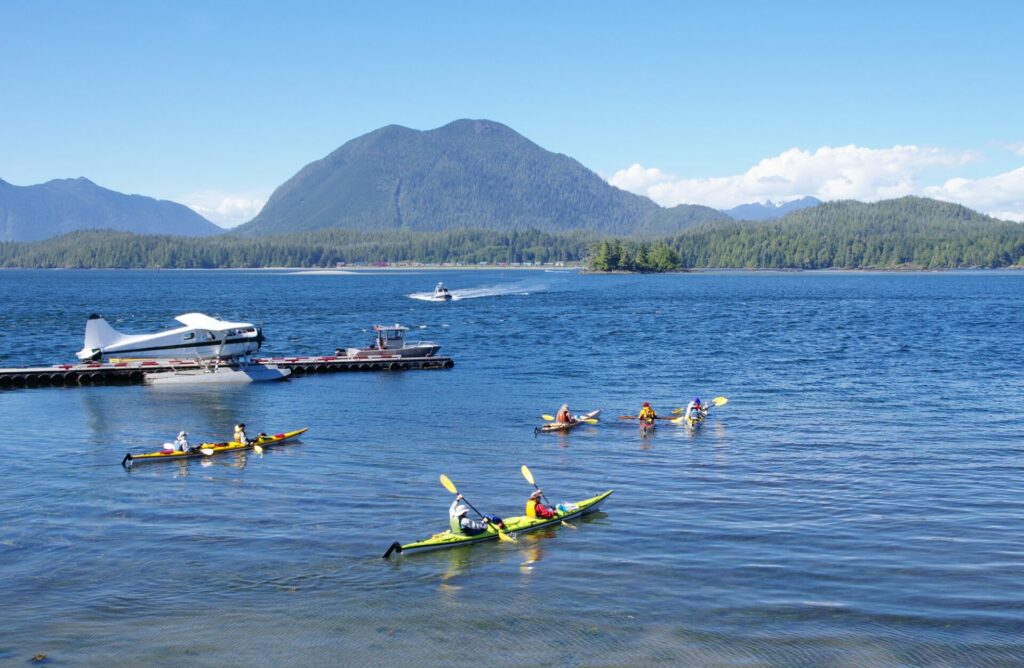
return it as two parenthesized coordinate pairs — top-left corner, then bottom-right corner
(337, 324), (440, 359)
(76, 313), (264, 362)
(430, 282), (453, 301)
(144, 361), (291, 385)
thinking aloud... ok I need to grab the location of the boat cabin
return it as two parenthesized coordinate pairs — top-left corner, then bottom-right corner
(372, 324), (409, 350)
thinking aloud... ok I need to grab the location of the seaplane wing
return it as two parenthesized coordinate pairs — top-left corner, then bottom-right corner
(175, 312), (255, 332)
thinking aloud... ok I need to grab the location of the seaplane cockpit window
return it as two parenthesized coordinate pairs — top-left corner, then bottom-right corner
(183, 332), (195, 341)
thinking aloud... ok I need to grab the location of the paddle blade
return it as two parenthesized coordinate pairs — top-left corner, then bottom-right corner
(200, 448), (214, 456)
(712, 396), (728, 407)
(672, 407), (684, 415)
(671, 417), (684, 424)
(541, 414), (555, 422)
(561, 520), (577, 529)
(582, 419), (599, 425)
(521, 464), (535, 485)
(439, 474), (458, 494)
(254, 444), (264, 454)
(497, 530), (517, 543)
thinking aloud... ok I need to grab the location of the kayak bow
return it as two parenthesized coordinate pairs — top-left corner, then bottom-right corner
(121, 428), (309, 466)
(383, 490), (613, 558)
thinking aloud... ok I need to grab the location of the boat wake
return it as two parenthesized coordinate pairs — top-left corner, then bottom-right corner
(408, 282), (541, 301)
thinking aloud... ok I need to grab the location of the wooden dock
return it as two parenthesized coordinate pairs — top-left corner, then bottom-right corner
(0, 355), (454, 389)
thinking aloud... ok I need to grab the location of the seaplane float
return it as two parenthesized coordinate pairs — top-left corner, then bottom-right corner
(336, 324), (440, 359)
(75, 313), (290, 384)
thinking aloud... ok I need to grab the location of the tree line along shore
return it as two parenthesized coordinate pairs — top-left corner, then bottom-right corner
(2, 197), (1023, 271)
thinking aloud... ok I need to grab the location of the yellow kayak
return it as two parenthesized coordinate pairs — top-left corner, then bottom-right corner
(121, 428), (308, 466)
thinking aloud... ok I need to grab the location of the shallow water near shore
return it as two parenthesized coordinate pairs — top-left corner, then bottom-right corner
(1, 269), (1023, 666)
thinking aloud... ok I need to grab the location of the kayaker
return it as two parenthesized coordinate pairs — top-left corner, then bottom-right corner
(684, 397), (707, 422)
(234, 423), (250, 445)
(525, 489), (558, 519)
(638, 402), (657, 423)
(555, 404), (573, 424)
(449, 494), (492, 536)
(175, 431), (191, 453)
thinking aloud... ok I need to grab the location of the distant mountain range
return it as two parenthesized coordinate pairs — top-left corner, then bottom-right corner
(721, 196), (822, 221)
(0, 177), (221, 242)
(3, 121), (1018, 246)
(235, 119), (726, 237)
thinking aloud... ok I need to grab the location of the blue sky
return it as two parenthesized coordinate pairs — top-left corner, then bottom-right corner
(2, 1), (1023, 224)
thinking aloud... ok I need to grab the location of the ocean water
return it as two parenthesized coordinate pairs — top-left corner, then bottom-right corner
(1, 269), (1022, 667)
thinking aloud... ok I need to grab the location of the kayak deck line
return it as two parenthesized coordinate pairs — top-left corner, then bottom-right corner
(0, 355), (453, 391)
(383, 490), (613, 559)
(122, 428), (309, 466)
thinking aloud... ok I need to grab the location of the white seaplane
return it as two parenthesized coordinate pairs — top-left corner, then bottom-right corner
(75, 313), (290, 384)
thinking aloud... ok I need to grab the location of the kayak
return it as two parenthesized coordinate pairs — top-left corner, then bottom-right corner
(683, 412), (706, 428)
(640, 420), (655, 436)
(534, 409), (601, 434)
(383, 489), (613, 558)
(121, 428), (309, 466)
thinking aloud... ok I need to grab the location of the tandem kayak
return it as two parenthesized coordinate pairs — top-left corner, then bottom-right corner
(534, 409), (601, 434)
(382, 489), (613, 558)
(121, 428), (309, 466)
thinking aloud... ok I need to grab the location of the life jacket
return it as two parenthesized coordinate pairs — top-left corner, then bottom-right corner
(234, 429), (245, 443)
(639, 407), (656, 421)
(526, 499), (538, 518)
(449, 516), (463, 534)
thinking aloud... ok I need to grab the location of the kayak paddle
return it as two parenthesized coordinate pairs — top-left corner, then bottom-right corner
(520, 465), (575, 528)
(618, 415), (675, 420)
(672, 396), (728, 415)
(541, 414), (599, 424)
(439, 474), (516, 543)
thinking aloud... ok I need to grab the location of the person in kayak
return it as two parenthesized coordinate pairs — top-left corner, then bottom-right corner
(525, 489), (558, 519)
(234, 423), (250, 445)
(174, 431), (192, 453)
(555, 404), (573, 424)
(638, 402), (657, 423)
(449, 494), (493, 536)
(684, 397), (707, 422)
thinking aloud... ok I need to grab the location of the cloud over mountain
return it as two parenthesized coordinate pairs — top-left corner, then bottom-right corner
(610, 145), (976, 211)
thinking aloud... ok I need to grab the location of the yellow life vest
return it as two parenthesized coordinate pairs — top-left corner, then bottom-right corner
(526, 499), (539, 518)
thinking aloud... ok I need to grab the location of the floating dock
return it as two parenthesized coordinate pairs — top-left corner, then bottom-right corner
(0, 355), (454, 389)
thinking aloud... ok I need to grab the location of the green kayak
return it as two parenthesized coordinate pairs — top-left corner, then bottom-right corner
(383, 489), (613, 558)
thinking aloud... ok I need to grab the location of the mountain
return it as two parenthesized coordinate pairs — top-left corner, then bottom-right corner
(0, 177), (222, 242)
(675, 196), (1024, 268)
(721, 196), (822, 221)
(236, 119), (727, 237)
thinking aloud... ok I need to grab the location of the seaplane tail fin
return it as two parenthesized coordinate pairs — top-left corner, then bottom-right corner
(81, 314), (123, 354)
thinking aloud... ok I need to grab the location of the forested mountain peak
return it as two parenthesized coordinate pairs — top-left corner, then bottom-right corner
(235, 119), (727, 237)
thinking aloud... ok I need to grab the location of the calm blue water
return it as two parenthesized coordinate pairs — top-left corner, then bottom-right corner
(1, 269), (1023, 667)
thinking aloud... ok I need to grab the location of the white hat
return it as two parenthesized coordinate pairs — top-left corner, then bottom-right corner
(178, 431), (187, 438)
(450, 504), (470, 518)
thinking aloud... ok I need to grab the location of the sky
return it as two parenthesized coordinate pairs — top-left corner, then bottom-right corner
(1, 0), (1022, 226)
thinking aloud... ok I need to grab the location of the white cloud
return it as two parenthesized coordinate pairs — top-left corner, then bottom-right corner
(610, 145), (973, 210)
(180, 191), (267, 228)
(922, 167), (1024, 222)
(1006, 142), (1024, 157)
